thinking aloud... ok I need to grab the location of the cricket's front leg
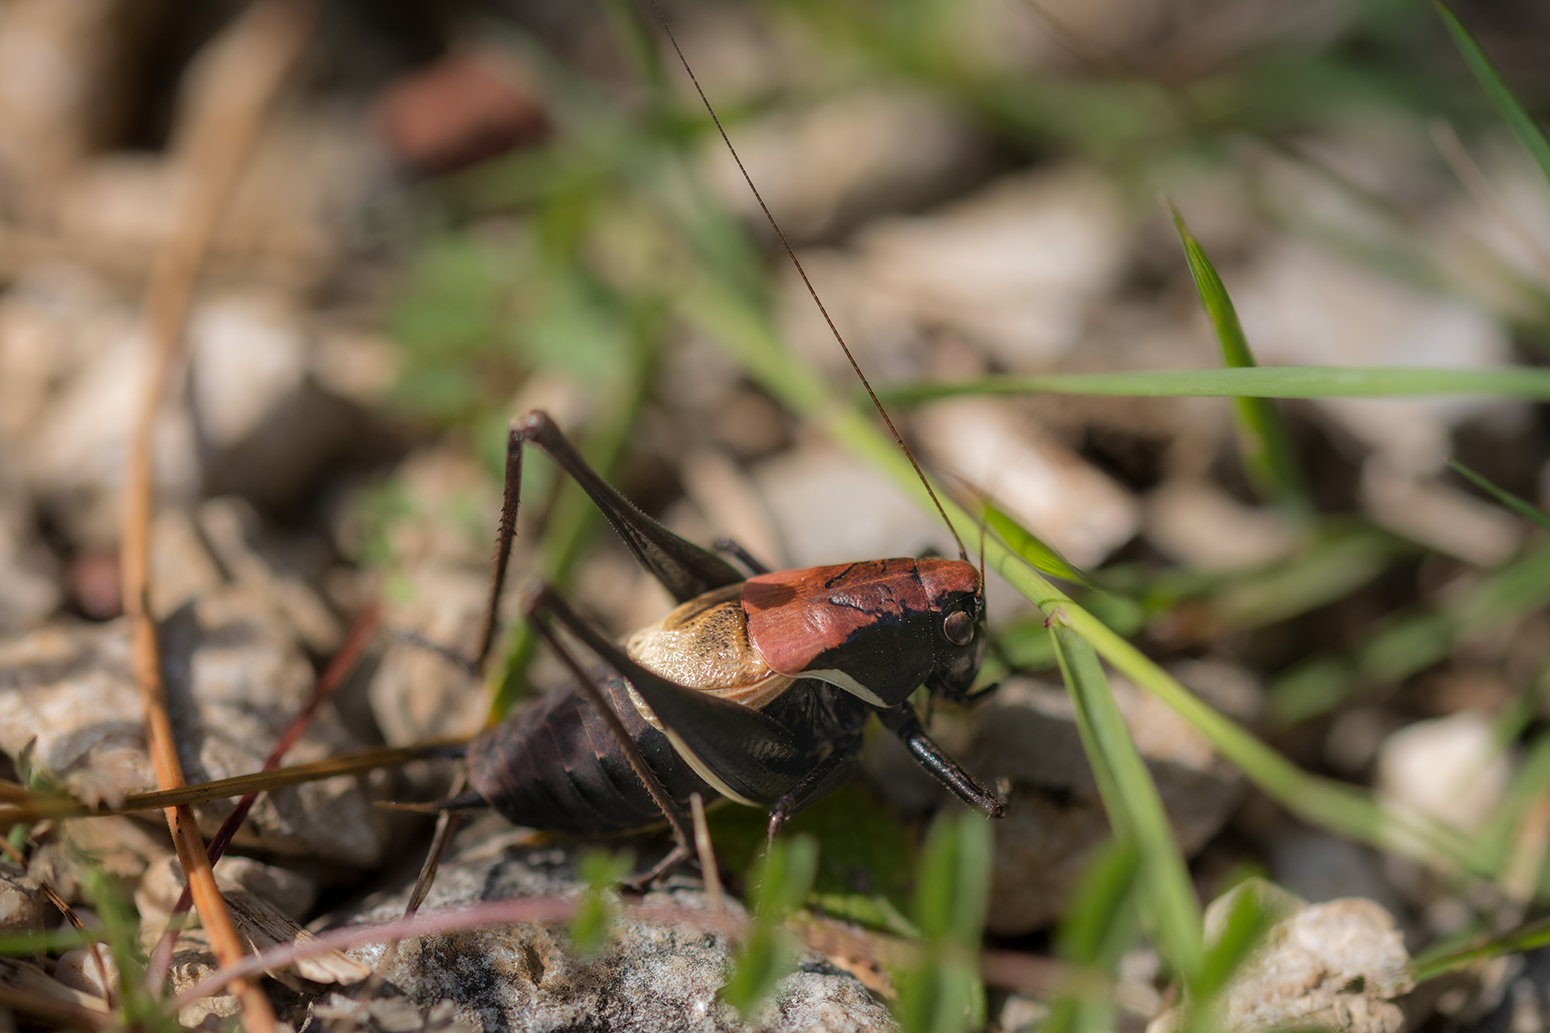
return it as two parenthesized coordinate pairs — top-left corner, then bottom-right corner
(876, 703), (1005, 818)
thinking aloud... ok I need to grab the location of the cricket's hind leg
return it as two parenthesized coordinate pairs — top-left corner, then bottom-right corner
(472, 411), (744, 674)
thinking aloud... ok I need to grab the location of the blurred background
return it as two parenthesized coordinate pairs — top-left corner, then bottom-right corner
(4, 0), (1550, 1027)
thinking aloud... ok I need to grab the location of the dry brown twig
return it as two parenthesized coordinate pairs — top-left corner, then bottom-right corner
(116, 1), (317, 1030)
(39, 882), (113, 1006)
(327, 775), (469, 1033)
(175, 896), (750, 1010)
(0, 742), (460, 829)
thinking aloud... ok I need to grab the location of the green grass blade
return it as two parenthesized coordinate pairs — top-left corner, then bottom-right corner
(1448, 459), (1550, 535)
(982, 497), (1090, 586)
(1055, 843), (1142, 968)
(1413, 912), (1550, 983)
(0, 928), (94, 956)
(1044, 842), (1143, 1033)
(1180, 879), (1296, 1033)
(1267, 657), (1359, 727)
(912, 811), (993, 947)
(1472, 730), (1550, 880)
(1450, 539), (1550, 630)
(81, 865), (162, 1028)
(722, 835), (819, 1016)
(1050, 623), (1203, 981)
(897, 812), (993, 1033)
(1191, 881), (1280, 1001)
(1436, 2), (1550, 186)
(1168, 202), (1308, 518)
(878, 366), (1550, 402)
(569, 850), (634, 956)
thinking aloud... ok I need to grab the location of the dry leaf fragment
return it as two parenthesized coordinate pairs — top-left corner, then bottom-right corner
(224, 888), (371, 987)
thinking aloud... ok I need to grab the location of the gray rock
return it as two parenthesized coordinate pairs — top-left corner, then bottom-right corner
(917, 398), (1139, 569)
(156, 931), (243, 1033)
(968, 678), (1244, 935)
(1144, 480), (1297, 573)
(29, 814), (171, 905)
(1147, 880), (1413, 1033)
(778, 167), (1128, 378)
(307, 830), (898, 1033)
(0, 956), (111, 1020)
(312, 993), (476, 1033)
(369, 565), (489, 746)
(0, 590), (389, 867)
(997, 993), (1049, 1033)
(194, 496), (343, 655)
(1464, 946), (1550, 1033)
(189, 293), (368, 517)
(149, 497), (344, 659)
(23, 325), (201, 551)
(0, 862), (42, 939)
(1376, 711), (1512, 835)
(747, 441), (960, 569)
(0, 265), (123, 447)
(1233, 238), (1510, 476)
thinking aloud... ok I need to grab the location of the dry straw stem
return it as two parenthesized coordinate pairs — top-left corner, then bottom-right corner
(39, 882), (112, 1008)
(690, 793), (724, 919)
(174, 897), (748, 1009)
(116, 2), (316, 1030)
(0, 742), (459, 828)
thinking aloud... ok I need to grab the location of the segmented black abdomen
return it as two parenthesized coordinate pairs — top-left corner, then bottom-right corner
(465, 668), (717, 834)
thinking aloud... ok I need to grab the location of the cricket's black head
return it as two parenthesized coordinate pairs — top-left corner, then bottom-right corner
(918, 558), (988, 705)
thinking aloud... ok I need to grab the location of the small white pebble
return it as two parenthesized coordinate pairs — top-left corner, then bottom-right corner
(1377, 711), (1512, 832)
(53, 947), (117, 1000)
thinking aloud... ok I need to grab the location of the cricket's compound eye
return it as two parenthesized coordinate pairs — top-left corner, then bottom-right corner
(943, 608), (974, 646)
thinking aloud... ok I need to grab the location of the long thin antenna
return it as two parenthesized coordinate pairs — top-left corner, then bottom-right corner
(645, 0), (969, 563)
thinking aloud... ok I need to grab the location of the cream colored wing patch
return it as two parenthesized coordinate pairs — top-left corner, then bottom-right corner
(624, 583), (794, 710)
